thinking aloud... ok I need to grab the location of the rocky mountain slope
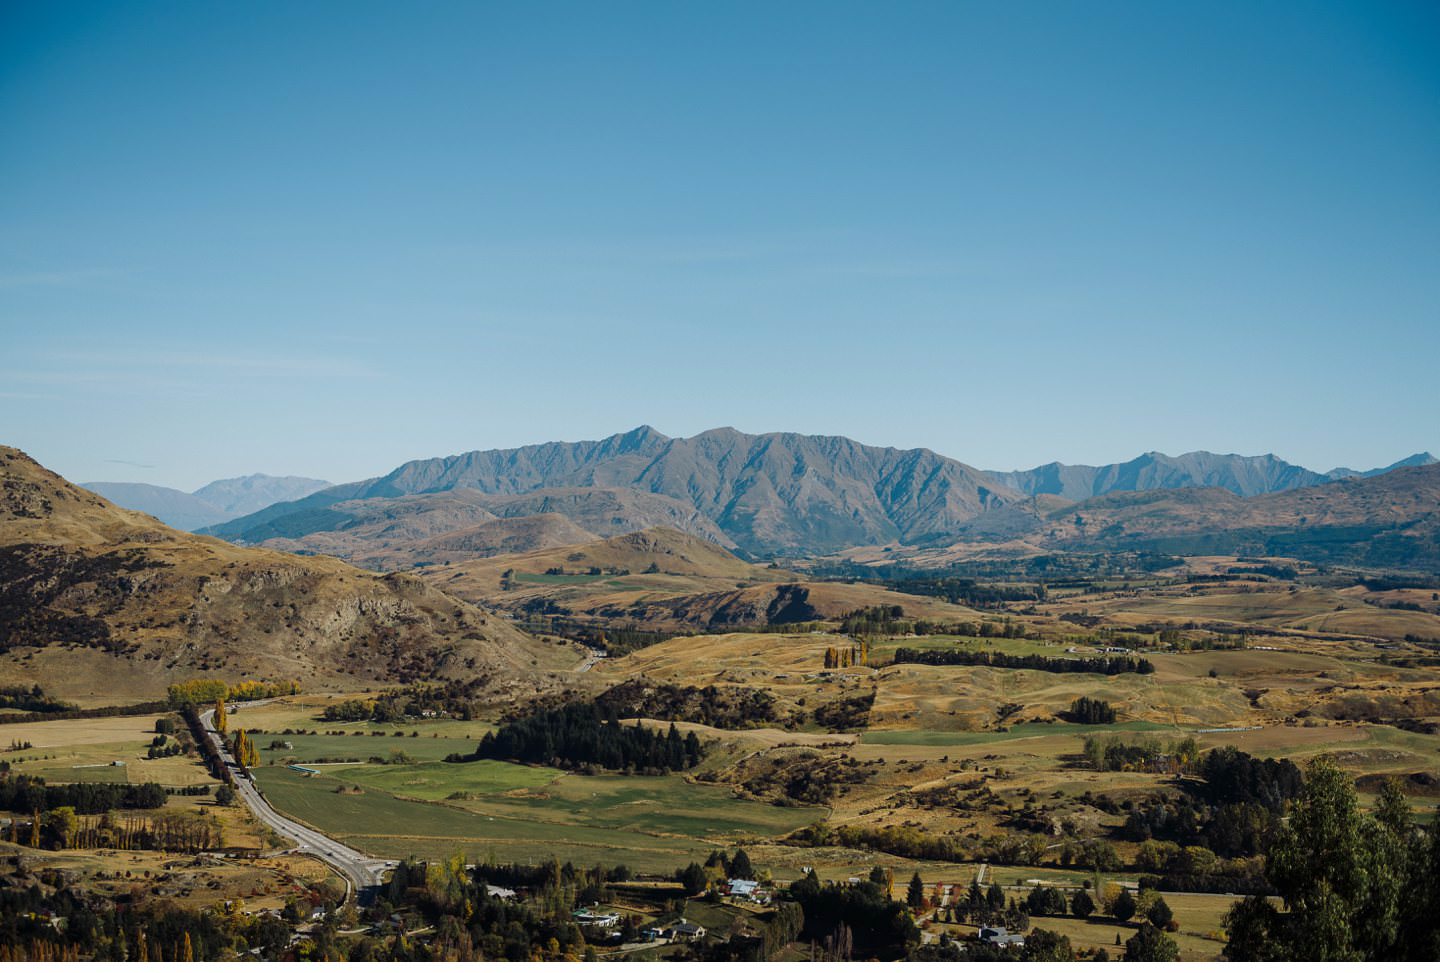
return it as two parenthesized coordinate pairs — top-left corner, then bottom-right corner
(2, 446), (575, 704)
(207, 426), (1016, 556)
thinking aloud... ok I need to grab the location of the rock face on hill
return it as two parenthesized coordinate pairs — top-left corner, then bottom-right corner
(1, 446), (572, 704)
(207, 426), (1017, 557)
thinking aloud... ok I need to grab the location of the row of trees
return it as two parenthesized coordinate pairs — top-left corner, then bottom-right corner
(0, 776), (167, 814)
(182, 704), (235, 786)
(822, 642), (869, 668)
(5, 807), (222, 853)
(231, 729), (259, 769)
(166, 678), (299, 706)
(891, 646), (1154, 675)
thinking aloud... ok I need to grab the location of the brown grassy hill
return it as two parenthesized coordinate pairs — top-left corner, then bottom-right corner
(468, 487), (734, 546)
(479, 526), (772, 579)
(419, 527), (977, 630)
(265, 510), (601, 571)
(242, 485), (733, 571)
(0, 446), (579, 705)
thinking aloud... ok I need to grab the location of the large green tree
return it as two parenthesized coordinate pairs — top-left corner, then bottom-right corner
(1124, 923), (1178, 962)
(1224, 758), (1437, 961)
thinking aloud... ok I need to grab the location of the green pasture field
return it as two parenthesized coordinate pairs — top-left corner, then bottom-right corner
(253, 761), (821, 872)
(249, 731), (486, 766)
(328, 759), (560, 801)
(431, 771), (821, 840)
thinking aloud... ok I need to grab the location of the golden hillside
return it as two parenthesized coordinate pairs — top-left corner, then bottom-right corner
(0, 446), (579, 705)
(420, 527), (978, 630)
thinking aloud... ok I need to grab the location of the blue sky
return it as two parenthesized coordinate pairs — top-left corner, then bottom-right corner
(2, 1), (1437, 490)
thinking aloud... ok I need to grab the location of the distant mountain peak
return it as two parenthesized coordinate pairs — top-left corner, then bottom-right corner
(84, 472), (332, 530)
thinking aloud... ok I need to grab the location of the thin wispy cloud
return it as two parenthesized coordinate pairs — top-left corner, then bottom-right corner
(0, 268), (126, 289)
(104, 458), (157, 469)
(37, 350), (383, 381)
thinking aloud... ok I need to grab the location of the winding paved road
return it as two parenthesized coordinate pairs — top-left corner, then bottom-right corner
(200, 702), (393, 898)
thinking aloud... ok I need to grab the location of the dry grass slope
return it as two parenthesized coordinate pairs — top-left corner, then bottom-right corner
(0, 446), (579, 705)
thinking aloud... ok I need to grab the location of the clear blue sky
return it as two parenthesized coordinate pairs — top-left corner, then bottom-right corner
(3, 1), (1437, 490)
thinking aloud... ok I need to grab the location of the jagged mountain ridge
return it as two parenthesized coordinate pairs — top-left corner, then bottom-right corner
(207, 426), (1017, 556)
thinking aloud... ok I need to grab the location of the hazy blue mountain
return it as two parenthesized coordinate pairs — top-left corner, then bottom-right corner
(1325, 452), (1439, 480)
(81, 482), (228, 531)
(84, 474), (331, 531)
(985, 450), (1434, 500)
(193, 473), (332, 518)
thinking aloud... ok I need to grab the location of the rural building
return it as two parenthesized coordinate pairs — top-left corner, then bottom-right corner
(978, 926), (1026, 948)
(726, 878), (759, 898)
(572, 908), (621, 928)
(669, 920), (706, 942)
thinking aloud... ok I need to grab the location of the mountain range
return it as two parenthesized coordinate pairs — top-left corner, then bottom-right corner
(984, 450), (1439, 501)
(203, 426), (1014, 556)
(193, 428), (1435, 564)
(947, 463), (1440, 570)
(83, 473), (331, 530)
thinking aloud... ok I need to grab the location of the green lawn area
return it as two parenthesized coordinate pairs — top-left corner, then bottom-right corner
(437, 772), (821, 840)
(253, 761), (821, 873)
(34, 760), (130, 784)
(861, 720), (1180, 748)
(250, 731), (484, 766)
(329, 759), (560, 801)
